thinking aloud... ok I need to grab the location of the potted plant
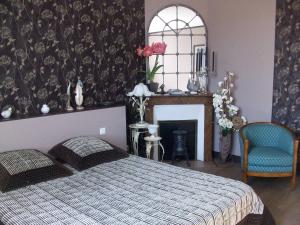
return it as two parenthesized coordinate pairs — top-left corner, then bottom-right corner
(213, 71), (247, 162)
(136, 42), (167, 93)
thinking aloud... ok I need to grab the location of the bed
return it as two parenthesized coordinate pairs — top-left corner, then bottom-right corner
(0, 155), (272, 225)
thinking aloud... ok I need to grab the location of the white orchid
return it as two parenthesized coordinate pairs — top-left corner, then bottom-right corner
(227, 104), (239, 116)
(213, 71), (246, 135)
(241, 116), (247, 124)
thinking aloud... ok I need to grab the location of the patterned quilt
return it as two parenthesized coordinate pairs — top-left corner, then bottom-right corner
(0, 155), (264, 225)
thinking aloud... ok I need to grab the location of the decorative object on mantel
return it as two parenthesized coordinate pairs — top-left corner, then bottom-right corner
(1, 107), (12, 119)
(198, 67), (209, 93)
(136, 42), (167, 93)
(127, 83), (154, 126)
(66, 80), (74, 112)
(187, 48), (209, 94)
(213, 71), (247, 163)
(75, 77), (84, 111)
(167, 89), (186, 95)
(41, 104), (50, 114)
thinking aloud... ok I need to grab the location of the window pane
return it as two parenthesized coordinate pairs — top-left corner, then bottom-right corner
(153, 73), (164, 87)
(189, 16), (204, 28)
(191, 26), (206, 35)
(178, 74), (191, 91)
(168, 21), (177, 31)
(148, 35), (163, 45)
(163, 74), (178, 90)
(178, 6), (196, 22)
(177, 20), (187, 30)
(162, 35), (177, 54)
(164, 55), (177, 73)
(149, 16), (165, 33)
(178, 35), (191, 54)
(179, 27), (192, 35)
(149, 55), (163, 74)
(158, 6), (176, 23)
(178, 55), (192, 73)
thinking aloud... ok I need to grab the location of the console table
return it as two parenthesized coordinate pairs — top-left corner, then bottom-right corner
(145, 94), (213, 161)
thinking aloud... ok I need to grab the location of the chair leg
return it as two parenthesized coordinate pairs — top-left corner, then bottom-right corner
(291, 174), (296, 190)
(243, 172), (248, 183)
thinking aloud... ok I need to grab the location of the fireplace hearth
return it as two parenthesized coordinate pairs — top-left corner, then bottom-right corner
(158, 120), (197, 161)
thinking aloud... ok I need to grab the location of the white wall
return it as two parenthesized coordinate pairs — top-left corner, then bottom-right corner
(0, 107), (127, 153)
(145, 0), (276, 156)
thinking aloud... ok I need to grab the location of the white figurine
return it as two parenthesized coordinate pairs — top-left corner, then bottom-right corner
(75, 77), (84, 110)
(66, 80), (74, 111)
(1, 107), (12, 119)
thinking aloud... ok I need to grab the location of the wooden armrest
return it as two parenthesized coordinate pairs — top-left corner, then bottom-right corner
(243, 139), (249, 172)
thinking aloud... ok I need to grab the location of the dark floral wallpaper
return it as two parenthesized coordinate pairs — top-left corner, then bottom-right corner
(0, 0), (145, 119)
(273, 0), (300, 134)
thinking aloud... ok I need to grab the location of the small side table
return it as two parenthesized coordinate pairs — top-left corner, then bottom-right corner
(144, 136), (165, 161)
(129, 123), (148, 156)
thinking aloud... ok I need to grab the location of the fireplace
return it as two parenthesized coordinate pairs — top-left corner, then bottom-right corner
(158, 120), (197, 160)
(145, 95), (213, 161)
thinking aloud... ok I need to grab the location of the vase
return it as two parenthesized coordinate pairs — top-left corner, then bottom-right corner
(148, 82), (159, 93)
(41, 104), (50, 114)
(219, 132), (233, 162)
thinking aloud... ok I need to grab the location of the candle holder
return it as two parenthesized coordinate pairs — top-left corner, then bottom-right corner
(197, 67), (209, 94)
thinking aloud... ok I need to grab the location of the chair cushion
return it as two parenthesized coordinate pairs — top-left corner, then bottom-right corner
(248, 165), (293, 173)
(248, 146), (293, 167)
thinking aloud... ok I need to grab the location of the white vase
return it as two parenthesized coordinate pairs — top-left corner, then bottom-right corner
(41, 104), (50, 114)
(148, 124), (159, 137)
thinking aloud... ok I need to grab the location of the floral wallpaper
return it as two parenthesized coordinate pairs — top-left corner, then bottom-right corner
(273, 0), (300, 135)
(0, 0), (145, 119)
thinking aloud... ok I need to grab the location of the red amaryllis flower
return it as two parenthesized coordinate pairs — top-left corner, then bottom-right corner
(143, 45), (153, 57)
(136, 46), (143, 57)
(151, 42), (167, 55)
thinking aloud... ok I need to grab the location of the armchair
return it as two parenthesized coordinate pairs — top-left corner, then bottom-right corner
(239, 122), (299, 189)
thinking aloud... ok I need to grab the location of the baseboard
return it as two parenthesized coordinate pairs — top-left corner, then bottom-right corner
(213, 151), (241, 163)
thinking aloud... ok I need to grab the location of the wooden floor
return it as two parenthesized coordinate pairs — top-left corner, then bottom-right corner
(170, 159), (300, 225)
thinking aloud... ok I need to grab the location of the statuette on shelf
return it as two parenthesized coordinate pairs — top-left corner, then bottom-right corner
(1, 107), (12, 119)
(75, 77), (84, 110)
(66, 80), (74, 112)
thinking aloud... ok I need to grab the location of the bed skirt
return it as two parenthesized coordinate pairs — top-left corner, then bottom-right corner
(237, 206), (276, 225)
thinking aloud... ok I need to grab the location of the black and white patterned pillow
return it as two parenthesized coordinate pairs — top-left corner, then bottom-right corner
(62, 136), (113, 157)
(49, 136), (128, 170)
(0, 150), (53, 175)
(0, 149), (72, 192)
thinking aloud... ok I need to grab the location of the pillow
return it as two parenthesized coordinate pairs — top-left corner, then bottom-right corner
(48, 136), (129, 170)
(0, 149), (72, 192)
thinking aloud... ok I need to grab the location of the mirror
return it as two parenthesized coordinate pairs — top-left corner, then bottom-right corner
(148, 5), (207, 91)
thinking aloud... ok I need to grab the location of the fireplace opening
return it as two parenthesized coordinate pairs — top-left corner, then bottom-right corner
(158, 120), (197, 161)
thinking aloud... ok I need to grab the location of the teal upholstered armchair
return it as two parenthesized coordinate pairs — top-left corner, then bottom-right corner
(239, 122), (299, 189)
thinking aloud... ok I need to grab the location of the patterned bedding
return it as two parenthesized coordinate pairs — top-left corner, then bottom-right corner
(0, 155), (264, 225)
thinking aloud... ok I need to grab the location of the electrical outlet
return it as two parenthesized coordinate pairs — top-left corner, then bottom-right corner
(99, 128), (106, 135)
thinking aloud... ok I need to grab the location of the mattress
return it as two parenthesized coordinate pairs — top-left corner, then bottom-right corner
(0, 155), (264, 225)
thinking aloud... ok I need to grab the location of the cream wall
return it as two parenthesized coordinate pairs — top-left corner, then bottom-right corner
(145, 0), (276, 156)
(0, 107), (127, 153)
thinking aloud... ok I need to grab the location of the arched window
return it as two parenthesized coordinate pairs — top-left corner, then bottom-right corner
(148, 5), (207, 91)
